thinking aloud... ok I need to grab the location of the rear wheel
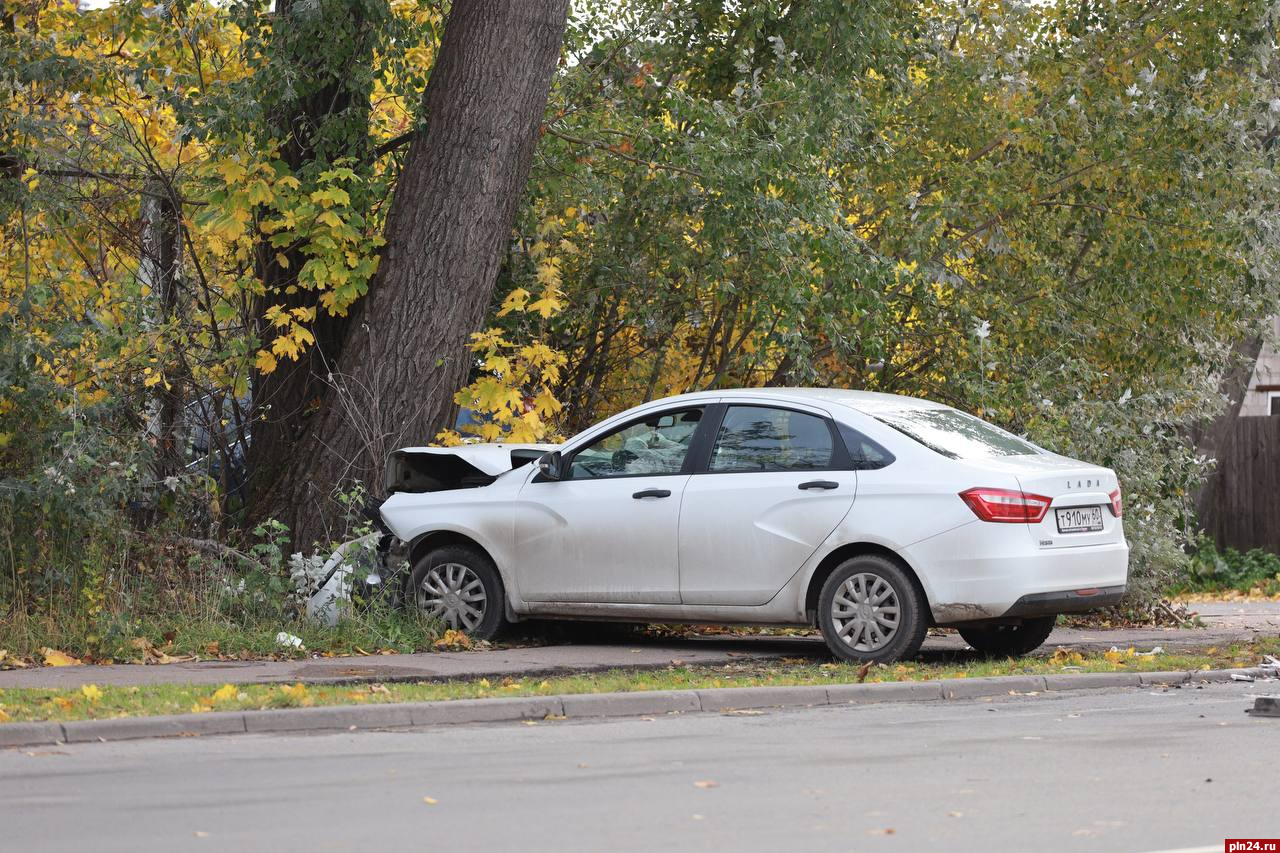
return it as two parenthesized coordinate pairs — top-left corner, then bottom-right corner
(407, 544), (509, 640)
(959, 616), (1056, 658)
(818, 555), (928, 664)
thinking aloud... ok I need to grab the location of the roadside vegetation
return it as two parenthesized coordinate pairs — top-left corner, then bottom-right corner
(3, 0), (1280, 659)
(1170, 542), (1280, 601)
(3, 639), (1275, 725)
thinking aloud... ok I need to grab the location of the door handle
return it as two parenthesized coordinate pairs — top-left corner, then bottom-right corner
(632, 488), (672, 499)
(798, 480), (840, 491)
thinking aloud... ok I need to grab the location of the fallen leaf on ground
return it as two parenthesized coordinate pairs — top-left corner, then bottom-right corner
(693, 780), (719, 789)
(0, 708), (9, 721)
(279, 682), (312, 705)
(211, 684), (238, 703)
(422, 797), (438, 805)
(867, 828), (896, 836)
(41, 648), (80, 667)
(80, 684), (102, 702)
(434, 629), (473, 651)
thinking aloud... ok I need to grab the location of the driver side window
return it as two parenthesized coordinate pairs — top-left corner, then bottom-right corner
(568, 408), (703, 479)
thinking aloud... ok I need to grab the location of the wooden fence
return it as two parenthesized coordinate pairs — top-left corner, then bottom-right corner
(1198, 416), (1280, 554)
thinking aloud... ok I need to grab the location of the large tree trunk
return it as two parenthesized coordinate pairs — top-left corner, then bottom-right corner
(258, 0), (569, 548)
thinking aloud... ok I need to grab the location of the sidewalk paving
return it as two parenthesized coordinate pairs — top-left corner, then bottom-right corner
(2, 600), (1276, 691)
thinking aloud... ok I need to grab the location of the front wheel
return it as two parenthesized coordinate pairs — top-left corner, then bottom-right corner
(959, 616), (1056, 658)
(818, 555), (928, 664)
(407, 544), (509, 640)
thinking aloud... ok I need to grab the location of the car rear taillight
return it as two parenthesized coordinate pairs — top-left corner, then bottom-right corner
(1108, 488), (1122, 518)
(959, 487), (1052, 523)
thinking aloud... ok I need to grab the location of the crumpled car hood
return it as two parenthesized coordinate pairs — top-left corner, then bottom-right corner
(384, 442), (559, 493)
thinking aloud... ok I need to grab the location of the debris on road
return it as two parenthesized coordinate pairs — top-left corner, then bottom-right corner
(1245, 696), (1280, 718)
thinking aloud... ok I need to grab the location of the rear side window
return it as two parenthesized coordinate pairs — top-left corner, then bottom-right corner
(837, 423), (894, 470)
(873, 408), (1039, 459)
(709, 406), (834, 472)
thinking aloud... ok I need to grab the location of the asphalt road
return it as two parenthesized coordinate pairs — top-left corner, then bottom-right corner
(3, 682), (1277, 852)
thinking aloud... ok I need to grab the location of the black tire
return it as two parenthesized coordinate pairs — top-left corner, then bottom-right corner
(406, 543), (509, 640)
(959, 616), (1056, 658)
(818, 555), (928, 664)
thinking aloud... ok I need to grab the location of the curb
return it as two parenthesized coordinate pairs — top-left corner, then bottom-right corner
(1, 666), (1270, 750)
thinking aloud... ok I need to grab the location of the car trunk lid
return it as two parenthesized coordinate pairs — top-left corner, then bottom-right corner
(985, 454), (1122, 549)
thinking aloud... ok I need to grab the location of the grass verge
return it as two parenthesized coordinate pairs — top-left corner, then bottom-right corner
(0, 607), (450, 668)
(3, 638), (1276, 725)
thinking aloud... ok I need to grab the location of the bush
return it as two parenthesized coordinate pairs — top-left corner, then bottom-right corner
(1174, 540), (1280, 597)
(0, 332), (440, 662)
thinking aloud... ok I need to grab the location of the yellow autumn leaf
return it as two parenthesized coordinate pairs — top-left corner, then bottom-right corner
(41, 648), (81, 667)
(535, 258), (561, 287)
(254, 349), (277, 374)
(211, 683), (238, 703)
(0, 708), (9, 722)
(527, 294), (564, 318)
(497, 288), (531, 317)
(434, 629), (473, 650)
(279, 683), (312, 705)
(80, 684), (103, 703)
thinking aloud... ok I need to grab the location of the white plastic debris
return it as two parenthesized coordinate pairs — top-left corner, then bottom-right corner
(305, 532), (380, 627)
(1230, 673), (1255, 682)
(275, 632), (305, 650)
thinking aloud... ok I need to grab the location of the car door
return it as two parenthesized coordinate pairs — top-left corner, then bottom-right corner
(678, 403), (857, 605)
(514, 407), (707, 604)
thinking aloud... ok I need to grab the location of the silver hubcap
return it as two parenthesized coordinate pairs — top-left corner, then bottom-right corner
(831, 572), (900, 652)
(416, 562), (487, 631)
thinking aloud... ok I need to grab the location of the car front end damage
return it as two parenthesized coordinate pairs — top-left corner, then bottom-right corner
(305, 443), (555, 623)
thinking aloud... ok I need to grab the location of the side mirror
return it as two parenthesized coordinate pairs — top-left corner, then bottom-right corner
(536, 450), (563, 481)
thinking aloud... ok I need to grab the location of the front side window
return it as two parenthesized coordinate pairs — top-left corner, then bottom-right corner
(568, 408), (702, 479)
(709, 406), (834, 472)
(873, 408), (1039, 459)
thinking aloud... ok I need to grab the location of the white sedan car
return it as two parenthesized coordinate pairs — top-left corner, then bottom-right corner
(378, 388), (1128, 663)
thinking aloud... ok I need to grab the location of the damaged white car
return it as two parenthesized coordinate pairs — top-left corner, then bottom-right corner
(375, 388), (1129, 663)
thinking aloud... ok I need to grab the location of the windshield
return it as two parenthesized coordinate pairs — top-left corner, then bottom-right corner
(873, 408), (1040, 459)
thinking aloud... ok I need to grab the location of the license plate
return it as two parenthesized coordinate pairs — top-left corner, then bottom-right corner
(1055, 506), (1104, 534)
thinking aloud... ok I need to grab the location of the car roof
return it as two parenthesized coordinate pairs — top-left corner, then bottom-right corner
(647, 387), (949, 415)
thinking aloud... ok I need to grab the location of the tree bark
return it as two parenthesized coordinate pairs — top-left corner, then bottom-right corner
(256, 0), (569, 547)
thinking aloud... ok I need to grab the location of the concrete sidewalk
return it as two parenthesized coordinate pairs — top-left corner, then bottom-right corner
(1, 600), (1275, 691)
